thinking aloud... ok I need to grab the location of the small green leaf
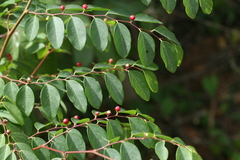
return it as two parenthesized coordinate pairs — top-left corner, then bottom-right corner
(154, 26), (180, 45)
(66, 80), (87, 113)
(141, 0), (152, 6)
(48, 131), (67, 158)
(34, 122), (53, 131)
(107, 120), (124, 140)
(173, 137), (186, 145)
(104, 148), (121, 160)
(0, 110), (18, 124)
(10, 132), (29, 144)
(104, 73), (124, 105)
(0, 145), (11, 160)
(160, 0), (177, 14)
(84, 76), (103, 109)
(21, 150), (39, 160)
(66, 129), (86, 160)
(0, 134), (6, 147)
(183, 0), (199, 19)
(155, 141), (168, 160)
(3, 102), (24, 125)
(143, 70), (158, 93)
(93, 63), (112, 69)
(40, 84), (60, 120)
(115, 59), (135, 66)
(46, 17), (64, 49)
(199, 0), (213, 14)
(120, 142), (142, 160)
(112, 23), (131, 58)
(135, 13), (162, 24)
(67, 17), (86, 51)
(108, 8), (131, 17)
(90, 18), (108, 51)
(156, 134), (173, 141)
(0, 78), (5, 97)
(160, 41), (178, 73)
(3, 82), (19, 101)
(15, 143), (32, 152)
(87, 124), (107, 150)
(31, 137), (50, 160)
(138, 31), (155, 66)
(176, 146), (192, 160)
(25, 16), (39, 41)
(135, 61), (159, 71)
(175, 45), (184, 66)
(5, 152), (17, 160)
(128, 70), (150, 101)
(16, 85), (35, 117)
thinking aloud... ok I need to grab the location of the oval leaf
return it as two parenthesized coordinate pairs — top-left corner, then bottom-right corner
(160, 0), (177, 14)
(40, 84), (60, 120)
(31, 137), (50, 160)
(0, 78), (5, 97)
(104, 73), (124, 105)
(199, 0), (213, 14)
(16, 85), (35, 117)
(5, 152), (17, 160)
(183, 0), (199, 19)
(143, 70), (158, 93)
(160, 41), (178, 73)
(87, 124), (107, 150)
(25, 16), (39, 41)
(0, 144), (11, 160)
(3, 82), (19, 101)
(104, 148), (121, 160)
(3, 102), (24, 125)
(154, 26), (180, 45)
(90, 18), (108, 51)
(66, 80), (87, 113)
(84, 76), (103, 109)
(138, 31), (155, 66)
(21, 150), (39, 160)
(112, 23), (131, 58)
(120, 142), (142, 160)
(155, 141), (169, 160)
(141, 0), (152, 6)
(46, 17), (64, 49)
(67, 17), (86, 51)
(128, 70), (150, 101)
(135, 13), (162, 24)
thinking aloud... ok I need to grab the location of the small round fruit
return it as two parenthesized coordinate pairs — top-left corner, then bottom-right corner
(6, 54), (12, 60)
(60, 5), (65, 11)
(108, 58), (114, 63)
(115, 106), (121, 112)
(82, 4), (88, 9)
(62, 118), (69, 124)
(76, 62), (82, 67)
(125, 63), (130, 69)
(74, 115), (79, 119)
(6, 130), (11, 134)
(106, 110), (111, 116)
(129, 15), (136, 21)
(94, 111), (100, 116)
(3, 119), (8, 124)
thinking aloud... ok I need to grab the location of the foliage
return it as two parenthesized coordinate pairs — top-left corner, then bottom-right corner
(0, 0), (213, 159)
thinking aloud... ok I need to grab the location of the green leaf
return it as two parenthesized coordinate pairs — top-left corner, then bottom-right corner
(10, 132), (29, 144)
(138, 31), (155, 66)
(84, 76), (102, 109)
(115, 59), (135, 66)
(154, 26), (180, 45)
(15, 143), (32, 152)
(156, 134), (173, 141)
(128, 70), (150, 101)
(90, 18), (108, 51)
(135, 61), (159, 71)
(46, 17), (64, 49)
(173, 137), (186, 145)
(66, 129), (86, 160)
(0, 134), (6, 147)
(107, 120), (124, 140)
(3, 102), (24, 125)
(199, 0), (213, 14)
(129, 117), (155, 148)
(66, 80), (87, 113)
(183, 0), (199, 19)
(67, 17), (86, 51)
(31, 137), (50, 160)
(104, 148), (121, 160)
(160, 41), (178, 73)
(141, 0), (152, 6)
(108, 8), (131, 17)
(120, 142), (142, 160)
(143, 70), (158, 93)
(160, 0), (177, 14)
(5, 152), (17, 160)
(112, 23), (131, 58)
(34, 122), (53, 131)
(176, 146), (203, 160)
(135, 13), (162, 24)
(87, 124), (107, 150)
(24, 16), (39, 41)
(93, 63), (112, 69)
(21, 150), (39, 160)
(104, 73), (124, 105)
(0, 78), (5, 97)
(48, 131), (67, 158)
(155, 141), (168, 160)
(175, 45), (184, 66)
(3, 82), (19, 101)
(0, 145), (11, 160)
(40, 84), (60, 120)
(0, 110), (18, 124)
(16, 85), (34, 117)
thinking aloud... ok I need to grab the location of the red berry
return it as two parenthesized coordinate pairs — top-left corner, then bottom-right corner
(94, 111), (100, 116)
(6, 54), (12, 60)
(115, 106), (121, 112)
(3, 119), (8, 124)
(129, 15), (136, 21)
(106, 110), (111, 116)
(62, 118), (69, 124)
(108, 58), (114, 63)
(76, 62), (82, 67)
(74, 115), (79, 119)
(82, 4), (88, 9)
(60, 5), (65, 11)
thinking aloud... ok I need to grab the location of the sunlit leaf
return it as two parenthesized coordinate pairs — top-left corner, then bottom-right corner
(3, 102), (24, 125)
(0, 145), (11, 160)
(0, 78), (5, 97)
(143, 70), (158, 93)
(160, 0), (177, 14)
(3, 82), (19, 101)
(25, 16), (39, 41)
(199, 0), (213, 14)
(183, 0), (199, 19)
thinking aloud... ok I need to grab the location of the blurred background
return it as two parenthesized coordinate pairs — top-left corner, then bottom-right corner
(36, 0), (240, 159)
